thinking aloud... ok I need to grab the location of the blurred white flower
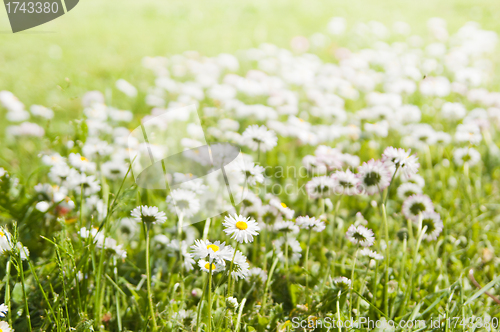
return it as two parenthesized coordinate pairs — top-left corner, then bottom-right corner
(36, 201), (51, 213)
(30, 105), (54, 119)
(131, 205), (167, 224)
(167, 188), (201, 218)
(116, 79), (138, 97)
(327, 17), (346, 35)
(346, 225), (375, 247)
(402, 194), (434, 222)
(241, 125), (278, 152)
(453, 147), (481, 166)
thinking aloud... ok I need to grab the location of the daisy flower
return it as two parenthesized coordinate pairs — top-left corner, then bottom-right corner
(441, 102), (466, 120)
(357, 159), (392, 195)
(402, 194), (434, 221)
(180, 179), (208, 195)
(273, 220), (299, 234)
(48, 163), (76, 184)
(71, 174), (101, 196)
(190, 239), (233, 265)
(248, 267), (267, 283)
(41, 153), (65, 166)
(302, 155), (328, 175)
(397, 182), (423, 200)
(269, 198), (295, 219)
(238, 158), (265, 186)
(172, 309), (194, 322)
(118, 218), (140, 238)
(274, 236), (302, 263)
(419, 211), (444, 241)
(261, 205), (282, 224)
(354, 212), (368, 226)
(223, 214), (260, 243)
(240, 190), (262, 211)
(295, 216), (326, 232)
(101, 160), (129, 180)
(231, 250), (250, 280)
(454, 123), (482, 145)
(226, 297), (239, 310)
(315, 145), (344, 170)
(78, 226), (104, 243)
(332, 169), (361, 196)
(345, 225), (375, 247)
(198, 259), (225, 274)
(359, 248), (384, 260)
(68, 153), (97, 173)
(305, 176), (335, 199)
(0, 303), (8, 318)
(35, 201), (50, 213)
(0, 227), (12, 253)
(0, 321), (13, 332)
(453, 147), (481, 166)
(17, 242), (29, 260)
(241, 125), (278, 152)
(333, 276), (352, 289)
(131, 205), (167, 224)
(400, 173), (425, 187)
(382, 147), (420, 178)
(167, 189), (201, 218)
(168, 240), (196, 271)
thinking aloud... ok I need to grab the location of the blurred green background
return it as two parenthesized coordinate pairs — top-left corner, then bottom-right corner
(0, 0), (499, 110)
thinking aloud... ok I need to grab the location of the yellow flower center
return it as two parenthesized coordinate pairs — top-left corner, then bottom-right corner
(236, 221), (248, 230)
(206, 244), (219, 252)
(80, 156), (88, 162)
(281, 202), (287, 208)
(0, 230), (4, 237)
(204, 263), (216, 270)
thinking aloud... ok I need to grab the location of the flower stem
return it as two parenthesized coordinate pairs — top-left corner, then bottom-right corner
(261, 256), (279, 313)
(381, 203), (390, 316)
(4, 259), (11, 325)
(336, 290), (342, 332)
(235, 298), (247, 332)
(145, 224), (158, 331)
(332, 197), (341, 251)
(27, 259), (58, 328)
(18, 253), (32, 331)
(227, 244), (239, 297)
(284, 233), (289, 275)
(207, 263), (213, 332)
(402, 218), (427, 315)
(195, 275), (208, 332)
(348, 249), (358, 320)
(305, 228), (312, 307)
(113, 256), (123, 331)
(177, 213), (186, 303)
